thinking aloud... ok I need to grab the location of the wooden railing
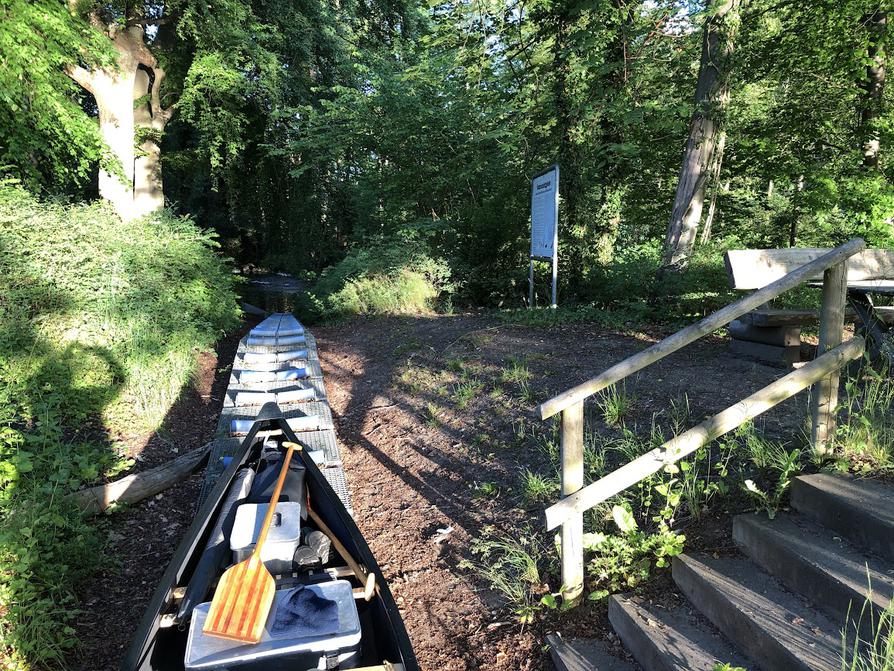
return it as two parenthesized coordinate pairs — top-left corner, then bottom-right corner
(538, 238), (867, 604)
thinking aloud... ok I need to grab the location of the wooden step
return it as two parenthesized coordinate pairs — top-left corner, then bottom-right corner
(733, 512), (894, 638)
(672, 553), (842, 671)
(608, 594), (754, 671)
(790, 473), (894, 561)
(546, 632), (637, 671)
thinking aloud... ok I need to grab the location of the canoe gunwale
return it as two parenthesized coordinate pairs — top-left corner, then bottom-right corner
(120, 415), (418, 671)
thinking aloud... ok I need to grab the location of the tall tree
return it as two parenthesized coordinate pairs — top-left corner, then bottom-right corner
(660, 0), (740, 272)
(66, 16), (173, 218)
(860, 7), (887, 169)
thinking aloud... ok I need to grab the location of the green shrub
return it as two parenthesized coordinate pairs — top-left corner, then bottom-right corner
(0, 182), (239, 669)
(304, 232), (453, 319)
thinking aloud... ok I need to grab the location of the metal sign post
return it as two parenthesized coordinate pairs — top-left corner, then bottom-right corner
(529, 164), (559, 309)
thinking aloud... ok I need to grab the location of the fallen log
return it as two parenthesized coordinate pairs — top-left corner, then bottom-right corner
(68, 443), (212, 515)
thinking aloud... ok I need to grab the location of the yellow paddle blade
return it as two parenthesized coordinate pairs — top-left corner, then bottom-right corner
(202, 554), (275, 644)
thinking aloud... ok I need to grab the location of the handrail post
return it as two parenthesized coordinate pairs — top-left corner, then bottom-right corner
(559, 401), (584, 604)
(810, 261), (847, 454)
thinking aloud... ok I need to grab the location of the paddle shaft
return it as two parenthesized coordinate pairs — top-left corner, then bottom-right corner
(306, 504), (376, 600)
(253, 442), (298, 557)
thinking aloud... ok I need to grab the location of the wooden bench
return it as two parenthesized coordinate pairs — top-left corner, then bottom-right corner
(724, 248), (894, 365)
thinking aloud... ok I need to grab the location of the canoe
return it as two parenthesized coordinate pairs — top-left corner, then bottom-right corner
(120, 406), (418, 671)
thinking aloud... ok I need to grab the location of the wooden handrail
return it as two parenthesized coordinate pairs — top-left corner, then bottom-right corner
(537, 238), (866, 420)
(544, 336), (865, 530)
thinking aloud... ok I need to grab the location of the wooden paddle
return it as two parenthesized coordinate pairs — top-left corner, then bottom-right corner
(306, 504), (377, 601)
(202, 441), (300, 643)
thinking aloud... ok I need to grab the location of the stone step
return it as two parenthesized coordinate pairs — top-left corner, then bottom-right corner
(546, 632), (638, 671)
(608, 593), (755, 671)
(733, 512), (894, 637)
(672, 553), (842, 671)
(790, 473), (894, 561)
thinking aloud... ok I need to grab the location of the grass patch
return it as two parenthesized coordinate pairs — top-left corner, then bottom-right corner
(460, 527), (553, 622)
(836, 366), (894, 473)
(842, 591), (894, 671)
(597, 384), (633, 427)
(500, 357), (532, 385)
(519, 468), (558, 506)
(0, 182), (239, 669)
(453, 379), (485, 409)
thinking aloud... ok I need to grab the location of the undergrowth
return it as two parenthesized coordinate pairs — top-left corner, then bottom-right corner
(298, 231), (453, 320)
(842, 589), (894, 671)
(0, 182), (239, 669)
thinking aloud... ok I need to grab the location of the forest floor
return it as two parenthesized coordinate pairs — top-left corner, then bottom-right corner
(76, 312), (808, 670)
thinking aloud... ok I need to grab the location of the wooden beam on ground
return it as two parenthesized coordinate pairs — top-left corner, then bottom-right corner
(810, 262), (847, 454)
(538, 239), (866, 420)
(729, 340), (801, 366)
(240, 302), (267, 317)
(68, 443), (211, 515)
(738, 306), (894, 327)
(544, 337), (864, 531)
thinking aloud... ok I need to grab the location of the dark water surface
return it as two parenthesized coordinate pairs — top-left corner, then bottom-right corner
(237, 273), (307, 313)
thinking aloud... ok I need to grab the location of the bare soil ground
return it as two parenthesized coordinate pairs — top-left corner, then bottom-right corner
(78, 313), (808, 670)
(312, 314), (806, 670)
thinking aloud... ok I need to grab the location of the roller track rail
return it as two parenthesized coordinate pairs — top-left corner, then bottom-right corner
(199, 313), (351, 511)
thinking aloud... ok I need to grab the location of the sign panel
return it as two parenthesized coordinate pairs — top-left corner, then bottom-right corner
(530, 165), (559, 259)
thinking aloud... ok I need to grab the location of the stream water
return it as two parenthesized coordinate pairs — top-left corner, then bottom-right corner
(237, 273), (307, 313)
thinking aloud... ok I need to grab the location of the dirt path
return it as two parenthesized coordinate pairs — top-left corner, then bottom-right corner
(314, 314), (805, 670)
(78, 313), (806, 670)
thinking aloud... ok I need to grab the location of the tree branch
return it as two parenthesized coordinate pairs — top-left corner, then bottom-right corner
(65, 64), (96, 93)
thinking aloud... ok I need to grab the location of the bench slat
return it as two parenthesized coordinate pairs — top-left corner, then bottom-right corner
(725, 248), (894, 290)
(740, 306), (894, 327)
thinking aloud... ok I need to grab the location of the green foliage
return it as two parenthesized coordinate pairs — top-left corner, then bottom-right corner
(841, 591), (894, 671)
(584, 503), (685, 601)
(0, 1), (111, 191)
(597, 384), (633, 428)
(302, 233), (453, 319)
(738, 426), (802, 518)
(519, 468), (558, 507)
(471, 481), (500, 499)
(500, 358), (532, 386)
(668, 442), (734, 522)
(0, 183), (239, 668)
(835, 366), (894, 473)
(452, 379), (484, 410)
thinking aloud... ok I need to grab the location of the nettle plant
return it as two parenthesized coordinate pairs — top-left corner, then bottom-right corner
(584, 496), (685, 601)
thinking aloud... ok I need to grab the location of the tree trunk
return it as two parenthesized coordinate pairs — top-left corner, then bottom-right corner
(133, 65), (168, 214)
(660, 0), (740, 272)
(860, 9), (887, 169)
(552, 4), (582, 281)
(66, 24), (171, 220)
(699, 131), (726, 245)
